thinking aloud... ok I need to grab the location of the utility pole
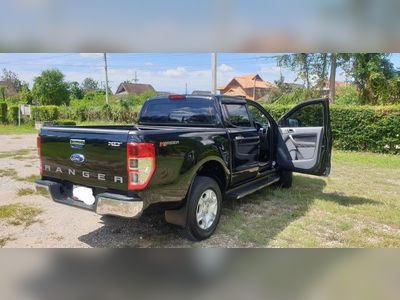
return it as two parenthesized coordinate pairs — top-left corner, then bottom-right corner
(211, 52), (217, 94)
(253, 76), (256, 101)
(329, 53), (337, 103)
(104, 53), (109, 104)
(133, 71), (139, 83)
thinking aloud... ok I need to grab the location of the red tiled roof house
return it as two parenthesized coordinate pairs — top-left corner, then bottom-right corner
(217, 74), (274, 100)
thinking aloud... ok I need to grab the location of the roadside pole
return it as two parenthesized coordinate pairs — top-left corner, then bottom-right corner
(18, 104), (21, 126)
(211, 52), (217, 94)
(104, 53), (109, 104)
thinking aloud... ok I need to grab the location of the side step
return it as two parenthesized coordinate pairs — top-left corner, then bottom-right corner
(225, 173), (280, 201)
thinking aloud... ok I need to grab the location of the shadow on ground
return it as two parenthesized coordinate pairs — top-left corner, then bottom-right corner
(78, 176), (380, 248)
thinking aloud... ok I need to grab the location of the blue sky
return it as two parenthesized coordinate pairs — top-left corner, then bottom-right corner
(1, 53), (400, 94)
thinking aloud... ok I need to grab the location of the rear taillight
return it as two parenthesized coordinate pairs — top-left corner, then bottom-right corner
(36, 136), (43, 175)
(126, 143), (155, 190)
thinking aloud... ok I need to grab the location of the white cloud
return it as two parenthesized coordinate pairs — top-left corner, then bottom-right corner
(161, 66), (187, 77)
(259, 64), (281, 75)
(218, 63), (234, 73)
(145, 62), (153, 66)
(79, 53), (103, 58)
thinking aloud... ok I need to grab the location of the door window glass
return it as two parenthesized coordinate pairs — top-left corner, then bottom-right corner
(248, 105), (270, 129)
(280, 103), (324, 127)
(224, 104), (252, 127)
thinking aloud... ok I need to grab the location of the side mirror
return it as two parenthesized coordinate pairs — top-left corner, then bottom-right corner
(254, 121), (262, 130)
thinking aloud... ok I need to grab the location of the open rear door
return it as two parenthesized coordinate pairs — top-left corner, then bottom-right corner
(276, 98), (332, 176)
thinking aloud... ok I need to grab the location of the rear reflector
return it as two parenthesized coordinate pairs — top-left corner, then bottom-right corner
(36, 136), (43, 175)
(168, 95), (186, 100)
(126, 143), (155, 190)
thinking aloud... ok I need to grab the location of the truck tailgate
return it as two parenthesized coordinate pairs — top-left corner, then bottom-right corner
(40, 127), (130, 191)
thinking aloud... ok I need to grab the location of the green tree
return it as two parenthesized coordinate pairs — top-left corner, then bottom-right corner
(278, 53), (313, 91)
(344, 53), (400, 104)
(20, 86), (34, 104)
(1, 68), (27, 92)
(68, 81), (84, 99)
(32, 69), (70, 105)
(0, 86), (5, 101)
(278, 53), (351, 102)
(82, 77), (99, 91)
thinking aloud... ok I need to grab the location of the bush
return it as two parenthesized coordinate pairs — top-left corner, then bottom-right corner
(59, 103), (140, 123)
(0, 102), (7, 124)
(336, 85), (361, 105)
(264, 88), (321, 105)
(330, 105), (400, 154)
(53, 119), (76, 125)
(31, 106), (59, 121)
(264, 103), (400, 154)
(119, 91), (157, 107)
(8, 105), (19, 125)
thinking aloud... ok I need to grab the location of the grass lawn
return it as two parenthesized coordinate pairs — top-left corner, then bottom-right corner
(0, 203), (42, 227)
(214, 150), (400, 247)
(0, 124), (38, 135)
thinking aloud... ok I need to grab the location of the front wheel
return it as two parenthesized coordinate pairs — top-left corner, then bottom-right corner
(183, 176), (222, 241)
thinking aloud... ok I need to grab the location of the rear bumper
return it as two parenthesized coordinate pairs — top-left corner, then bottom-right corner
(35, 179), (143, 218)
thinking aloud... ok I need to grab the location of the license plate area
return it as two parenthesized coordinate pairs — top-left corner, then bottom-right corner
(72, 185), (95, 205)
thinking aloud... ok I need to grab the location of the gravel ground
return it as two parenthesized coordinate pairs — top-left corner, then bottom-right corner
(4, 134), (398, 248)
(0, 134), (227, 248)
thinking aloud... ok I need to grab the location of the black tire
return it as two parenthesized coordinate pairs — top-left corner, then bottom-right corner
(277, 170), (293, 188)
(183, 176), (222, 241)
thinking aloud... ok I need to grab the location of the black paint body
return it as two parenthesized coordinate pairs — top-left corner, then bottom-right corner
(39, 95), (332, 210)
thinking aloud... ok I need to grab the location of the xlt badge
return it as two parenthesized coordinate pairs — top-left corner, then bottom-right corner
(70, 139), (85, 149)
(108, 141), (122, 147)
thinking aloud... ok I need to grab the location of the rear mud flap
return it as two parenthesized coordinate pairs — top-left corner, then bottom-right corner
(165, 204), (188, 228)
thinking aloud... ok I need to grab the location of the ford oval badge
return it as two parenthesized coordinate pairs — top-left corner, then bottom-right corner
(70, 153), (85, 164)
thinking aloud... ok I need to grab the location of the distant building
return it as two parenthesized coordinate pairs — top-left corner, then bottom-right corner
(192, 90), (211, 95)
(217, 74), (274, 100)
(322, 80), (351, 91)
(320, 80), (352, 96)
(115, 82), (155, 96)
(0, 81), (18, 98)
(284, 82), (304, 90)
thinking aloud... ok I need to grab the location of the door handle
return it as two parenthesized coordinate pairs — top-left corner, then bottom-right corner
(287, 129), (295, 133)
(235, 136), (245, 141)
(288, 134), (315, 147)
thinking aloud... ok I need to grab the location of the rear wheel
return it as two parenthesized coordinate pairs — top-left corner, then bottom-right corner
(183, 176), (222, 241)
(277, 170), (293, 188)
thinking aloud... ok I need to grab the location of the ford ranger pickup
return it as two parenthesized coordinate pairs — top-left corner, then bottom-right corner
(35, 94), (332, 240)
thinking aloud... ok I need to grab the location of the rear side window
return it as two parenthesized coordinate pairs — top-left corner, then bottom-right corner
(224, 104), (252, 127)
(139, 98), (217, 125)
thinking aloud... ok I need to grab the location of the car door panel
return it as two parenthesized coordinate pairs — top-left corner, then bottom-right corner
(228, 128), (260, 183)
(276, 98), (332, 176)
(280, 127), (323, 169)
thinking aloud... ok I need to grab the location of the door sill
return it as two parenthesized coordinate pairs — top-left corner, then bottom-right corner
(225, 171), (279, 201)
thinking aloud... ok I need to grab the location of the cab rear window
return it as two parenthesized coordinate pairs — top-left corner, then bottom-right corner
(139, 98), (217, 125)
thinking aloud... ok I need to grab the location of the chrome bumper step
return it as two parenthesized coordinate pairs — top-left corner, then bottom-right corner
(35, 179), (143, 218)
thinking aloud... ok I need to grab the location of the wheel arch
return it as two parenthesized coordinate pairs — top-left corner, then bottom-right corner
(194, 157), (229, 194)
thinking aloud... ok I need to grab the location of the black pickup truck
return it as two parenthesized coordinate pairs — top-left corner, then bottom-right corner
(35, 94), (332, 240)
